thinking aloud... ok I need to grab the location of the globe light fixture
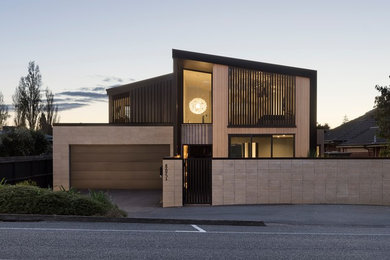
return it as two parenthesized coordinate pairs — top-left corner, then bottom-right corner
(189, 98), (207, 114)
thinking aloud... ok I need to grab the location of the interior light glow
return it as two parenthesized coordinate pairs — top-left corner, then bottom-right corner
(189, 98), (207, 114)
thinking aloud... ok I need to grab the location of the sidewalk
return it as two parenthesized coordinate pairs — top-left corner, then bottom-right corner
(125, 204), (390, 227)
(108, 190), (390, 227)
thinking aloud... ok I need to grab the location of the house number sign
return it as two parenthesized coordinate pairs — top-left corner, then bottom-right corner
(164, 164), (168, 181)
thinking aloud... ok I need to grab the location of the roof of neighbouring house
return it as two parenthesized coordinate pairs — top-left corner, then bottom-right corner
(325, 110), (388, 147)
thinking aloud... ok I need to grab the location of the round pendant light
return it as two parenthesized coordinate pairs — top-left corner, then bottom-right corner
(189, 98), (207, 114)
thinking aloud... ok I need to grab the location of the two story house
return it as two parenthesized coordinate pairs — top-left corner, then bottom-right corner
(53, 49), (316, 191)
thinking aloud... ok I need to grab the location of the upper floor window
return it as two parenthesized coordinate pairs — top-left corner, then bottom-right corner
(228, 67), (296, 127)
(112, 94), (130, 123)
(183, 70), (212, 123)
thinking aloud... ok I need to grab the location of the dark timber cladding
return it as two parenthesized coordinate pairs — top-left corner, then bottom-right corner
(172, 49), (317, 152)
(108, 74), (174, 124)
(228, 67), (296, 127)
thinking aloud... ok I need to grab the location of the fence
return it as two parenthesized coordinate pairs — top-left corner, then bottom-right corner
(0, 155), (53, 188)
(212, 159), (390, 206)
(162, 158), (390, 207)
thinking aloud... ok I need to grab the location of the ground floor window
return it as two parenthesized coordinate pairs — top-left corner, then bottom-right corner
(229, 134), (294, 158)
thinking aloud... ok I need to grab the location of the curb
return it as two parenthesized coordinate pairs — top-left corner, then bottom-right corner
(0, 214), (265, 227)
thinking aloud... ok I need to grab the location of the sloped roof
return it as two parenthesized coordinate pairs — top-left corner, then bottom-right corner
(325, 110), (387, 146)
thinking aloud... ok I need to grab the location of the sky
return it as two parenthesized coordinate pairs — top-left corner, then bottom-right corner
(0, 0), (389, 128)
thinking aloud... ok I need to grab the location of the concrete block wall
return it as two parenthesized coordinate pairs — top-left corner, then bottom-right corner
(212, 159), (390, 206)
(162, 159), (183, 207)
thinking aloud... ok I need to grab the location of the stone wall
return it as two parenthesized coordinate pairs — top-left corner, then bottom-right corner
(212, 159), (390, 206)
(162, 159), (183, 207)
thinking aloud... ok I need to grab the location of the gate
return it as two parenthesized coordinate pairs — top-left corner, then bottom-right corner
(183, 158), (212, 204)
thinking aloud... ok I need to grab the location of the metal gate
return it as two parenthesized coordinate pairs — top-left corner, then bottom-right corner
(183, 158), (212, 204)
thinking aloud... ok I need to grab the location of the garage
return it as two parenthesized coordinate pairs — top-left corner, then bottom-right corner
(70, 144), (170, 190)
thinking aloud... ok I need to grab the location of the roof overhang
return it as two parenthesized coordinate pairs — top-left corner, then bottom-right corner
(172, 49), (317, 77)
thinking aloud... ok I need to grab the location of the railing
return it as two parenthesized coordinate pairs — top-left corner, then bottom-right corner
(0, 155), (53, 188)
(181, 124), (212, 145)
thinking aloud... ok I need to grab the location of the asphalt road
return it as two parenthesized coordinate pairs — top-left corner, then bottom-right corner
(1, 221), (390, 259)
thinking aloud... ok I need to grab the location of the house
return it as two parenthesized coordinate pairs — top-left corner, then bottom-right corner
(53, 49), (317, 191)
(324, 109), (388, 157)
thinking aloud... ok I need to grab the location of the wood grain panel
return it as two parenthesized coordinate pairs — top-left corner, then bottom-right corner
(212, 65), (229, 157)
(212, 66), (310, 157)
(70, 145), (169, 190)
(295, 76), (310, 157)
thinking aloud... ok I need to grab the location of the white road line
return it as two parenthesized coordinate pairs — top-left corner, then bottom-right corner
(191, 225), (206, 233)
(0, 227), (390, 237)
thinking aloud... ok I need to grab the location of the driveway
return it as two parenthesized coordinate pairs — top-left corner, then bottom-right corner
(107, 190), (161, 214)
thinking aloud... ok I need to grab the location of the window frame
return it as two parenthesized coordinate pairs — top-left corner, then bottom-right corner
(182, 69), (213, 124)
(228, 134), (295, 158)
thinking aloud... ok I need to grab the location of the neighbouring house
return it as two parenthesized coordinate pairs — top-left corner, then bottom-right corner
(324, 109), (389, 157)
(53, 49), (317, 192)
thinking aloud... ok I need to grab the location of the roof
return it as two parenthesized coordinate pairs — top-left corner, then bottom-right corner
(106, 73), (173, 96)
(172, 49), (317, 78)
(325, 110), (388, 147)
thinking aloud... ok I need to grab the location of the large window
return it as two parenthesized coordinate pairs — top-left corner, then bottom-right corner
(112, 94), (131, 123)
(229, 134), (294, 158)
(228, 67), (296, 127)
(183, 70), (212, 123)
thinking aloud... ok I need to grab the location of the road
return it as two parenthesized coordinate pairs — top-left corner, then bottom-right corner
(1, 221), (390, 259)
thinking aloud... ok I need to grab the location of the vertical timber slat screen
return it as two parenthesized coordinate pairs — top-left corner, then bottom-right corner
(112, 78), (173, 124)
(228, 67), (296, 127)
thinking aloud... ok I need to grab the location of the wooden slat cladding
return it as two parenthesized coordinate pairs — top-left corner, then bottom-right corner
(112, 77), (173, 124)
(70, 145), (170, 190)
(228, 67), (296, 127)
(181, 124), (212, 145)
(112, 94), (130, 123)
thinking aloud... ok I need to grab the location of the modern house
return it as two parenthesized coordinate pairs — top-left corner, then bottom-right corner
(324, 110), (389, 157)
(53, 49), (317, 192)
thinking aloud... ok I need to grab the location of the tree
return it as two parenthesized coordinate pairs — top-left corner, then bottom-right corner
(0, 128), (49, 156)
(14, 61), (43, 130)
(0, 91), (10, 127)
(39, 88), (58, 135)
(374, 77), (390, 140)
(12, 85), (27, 127)
(317, 122), (330, 130)
(342, 115), (349, 124)
(374, 76), (390, 157)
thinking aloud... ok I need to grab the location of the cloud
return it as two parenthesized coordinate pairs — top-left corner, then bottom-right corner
(56, 91), (107, 99)
(92, 87), (106, 92)
(56, 103), (89, 111)
(52, 75), (133, 112)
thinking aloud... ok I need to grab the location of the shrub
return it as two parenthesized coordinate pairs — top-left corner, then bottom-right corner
(0, 185), (126, 217)
(0, 128), (49, 156)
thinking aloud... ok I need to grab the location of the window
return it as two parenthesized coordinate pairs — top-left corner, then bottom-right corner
(229, 135), (294, 158)
(112, 94), (130, 123)
(228, 67), (295, 127)
(183, 70), (212, 123)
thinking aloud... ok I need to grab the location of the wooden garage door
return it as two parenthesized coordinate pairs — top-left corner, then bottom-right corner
(70, 145), (170, 190)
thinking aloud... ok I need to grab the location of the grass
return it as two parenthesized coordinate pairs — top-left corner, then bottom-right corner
(0, 182), (127, 217)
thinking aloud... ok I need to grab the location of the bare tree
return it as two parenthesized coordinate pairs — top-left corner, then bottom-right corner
(0, 91), (10, 127)
(15, 61), (43, 129)
(12, 85), (27, 127)
(44, 88), (58, 126)
(39, 88), (59, 134)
